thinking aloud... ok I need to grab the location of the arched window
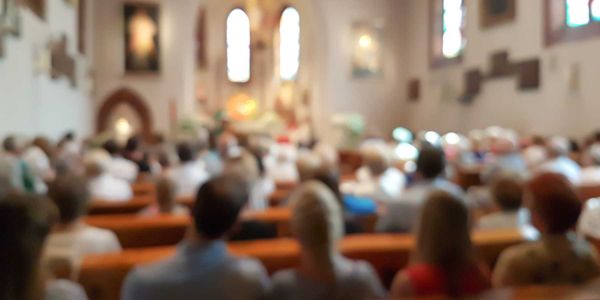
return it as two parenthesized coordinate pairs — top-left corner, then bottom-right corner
(430, 0), (466, 67)
(226, 8), (251, 83)
(279, 7), (300, 81)
(546, 0), (600, 45)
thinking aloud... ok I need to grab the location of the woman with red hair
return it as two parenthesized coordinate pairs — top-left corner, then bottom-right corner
(493, 172), (600, 287)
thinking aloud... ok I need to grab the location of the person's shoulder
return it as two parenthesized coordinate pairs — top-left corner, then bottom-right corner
(126, 255), (182, 286)
(497, 241), (542, 266)
(227, 256), (269, 278)
(46, 279), (88, 300)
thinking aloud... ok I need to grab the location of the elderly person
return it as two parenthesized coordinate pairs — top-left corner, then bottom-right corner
(270, 182), (385, 300)
(84, 149), (133, 202)
(537, 136), (581, 184)
(493, 173), (600, 287)
(103, 139), (139, 182)
(352, 146), (406, 204)
(481, 129), (528, 183)
(45, 175), (122, 273)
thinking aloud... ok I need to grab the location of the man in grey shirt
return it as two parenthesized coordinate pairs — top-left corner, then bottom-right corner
(377, 146), (464, 233)
(121, 176), (271, 300)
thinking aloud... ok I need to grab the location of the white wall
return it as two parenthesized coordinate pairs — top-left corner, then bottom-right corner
(91, 0), (407, 138)
(0, 0), (92, 140)
(402, 0), (600, 139)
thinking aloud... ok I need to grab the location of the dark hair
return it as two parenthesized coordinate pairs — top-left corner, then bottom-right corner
(64, 132), (75, 141)
(193, 176), (248, 239)
(491, 177), (523, 211)
(125, 136), (140, 152)
(416, 146), (446, 179)
(312, 167), (343, 206)
(3, 136), (17, 153)
(527, 173), (582, 234)
(48, 175), (90, 223)
(0, 193), (56, 300)
(177, 142), (195, 163)
(103, 139), (120, 156)
(32, 136), (55, 160)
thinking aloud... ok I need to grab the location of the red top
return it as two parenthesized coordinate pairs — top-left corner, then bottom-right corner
(404, 263), (491, 297)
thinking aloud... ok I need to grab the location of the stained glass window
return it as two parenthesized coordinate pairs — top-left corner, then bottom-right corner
(279, 7), (300, 81)
(226, 9), (251, 83)
(592, 0), (600, 21)
(442, 0), (465, 59)
(566, 0), (590, 27)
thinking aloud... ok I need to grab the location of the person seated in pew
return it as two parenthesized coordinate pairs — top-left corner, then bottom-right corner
(350, 146), (406, 204)
(122, 175), (270, 300)
(123, 136), (152, 174)
(578, 198), (600, 242)
(493, 173), (600, 287)
(0, 192), (88, 300)
(269, 182), (386, 300)
(391, 191), (491, 298)
(139, 177), (190, 216)
(476, 176), (533, 231)
(167, 142), (210, 198)
(45, 175), (121, 269)
(376, 146), (464, 233)
(83, 150), (133, 202)
(224, 148), (274, 212)
(480, 130), (528, 183)
(537, 136), (581, 184)
(102, 139), (139, 183)
(579, 144), (600, 186)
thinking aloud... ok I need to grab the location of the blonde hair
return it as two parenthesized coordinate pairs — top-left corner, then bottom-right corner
(224, 149), (260, 183)
(290, 181), (344, 275)
(296, 153), (322, 182)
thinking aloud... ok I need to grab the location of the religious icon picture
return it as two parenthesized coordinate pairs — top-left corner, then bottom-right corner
(1, 0), (21, 37)
(480, 0), (516, 28)
(351, 21), (383, 79)
(124, 3), (160, 73)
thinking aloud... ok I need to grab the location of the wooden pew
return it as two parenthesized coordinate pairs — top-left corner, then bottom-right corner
(79, 230), (525, 300)
(578, 185), (600, 201)
(88, 196), (153, 215)
(84, 208), (293, 248)
(131, 181), (156, 197)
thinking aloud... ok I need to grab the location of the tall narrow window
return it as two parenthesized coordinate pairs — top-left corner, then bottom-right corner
(546, 0), (600, 45)
(279, 7), (300, 81)
(430, 0), (466, 68)
(226, 8), (251, 83)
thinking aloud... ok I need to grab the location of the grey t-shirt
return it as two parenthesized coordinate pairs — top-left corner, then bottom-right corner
(269, 257), (385, 300)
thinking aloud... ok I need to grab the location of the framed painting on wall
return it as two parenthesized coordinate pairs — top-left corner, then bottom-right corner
(480, 0), (516, 28)
(1, 0), (21, 37)
(124, 3), (160, 73)
(351, 21), (383, 79)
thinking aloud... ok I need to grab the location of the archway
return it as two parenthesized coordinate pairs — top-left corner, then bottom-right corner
(97, 88), (153, 141)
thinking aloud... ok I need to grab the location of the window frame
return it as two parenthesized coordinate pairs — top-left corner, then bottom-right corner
(226, 6), (252, 84)
(429, 0), (466, 69)
(278, 5), (301, 82)
(545, 0), (600, 46)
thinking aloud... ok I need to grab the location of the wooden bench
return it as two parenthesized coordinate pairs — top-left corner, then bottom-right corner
(131, 181), (156, 197)
(88, 196), (153, 215)
(79, 230), (525, 300)
(84, 208), (293, 248)
(578, 185), (600, 201)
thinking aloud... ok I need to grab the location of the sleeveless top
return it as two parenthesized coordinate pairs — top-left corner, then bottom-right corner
(405, 263), (491, 297)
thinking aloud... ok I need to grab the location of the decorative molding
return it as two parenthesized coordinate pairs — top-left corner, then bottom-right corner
(461, 50), (540, 103)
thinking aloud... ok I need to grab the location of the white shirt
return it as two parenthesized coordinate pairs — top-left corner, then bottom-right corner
(45, 225), (122, 274)
(247, 177), (275, 211)
(579, 167), (600, 186)
(537, 156), (581, 184)
(23, 146), (53, 194)
(169, 161), (210, 198)
(88, 174), (133, 202)
(578, 198), (600, 240)
(349, 167), (406, 204)
(46, 279), (88, 300)
(477, 208), (532, 230)
(108, 156), (138, 182)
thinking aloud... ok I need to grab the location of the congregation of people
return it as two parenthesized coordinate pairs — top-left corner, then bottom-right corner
(2, 124), (600, 300)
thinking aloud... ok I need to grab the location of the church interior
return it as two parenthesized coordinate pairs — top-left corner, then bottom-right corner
(2, 0), (600, 299)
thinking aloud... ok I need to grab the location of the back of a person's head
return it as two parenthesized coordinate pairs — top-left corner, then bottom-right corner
(526, 172), (581, 234)
(416, 146), (446, 179)
(83, 149), (111, 178)
(289, 181), (344, 255)
(223, 149), (260, 183)
(102, 139), (120, 156)
(0, 193), (56, 300)
(416, 191), (472, 269)
(193, 176), (248, 240)
(156, 177), (176, 212)
(3, 135), (17, 153)
(491, 176), (523, 212)
(296, 153), (322, 182)
(312, 166), (343, 204)
(177, 142), (195, 163)
(362, 147), (390, 176)
(48, 175), (90, 224)
(547, 136), (570, 157)
(125, 136), (140, 152)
